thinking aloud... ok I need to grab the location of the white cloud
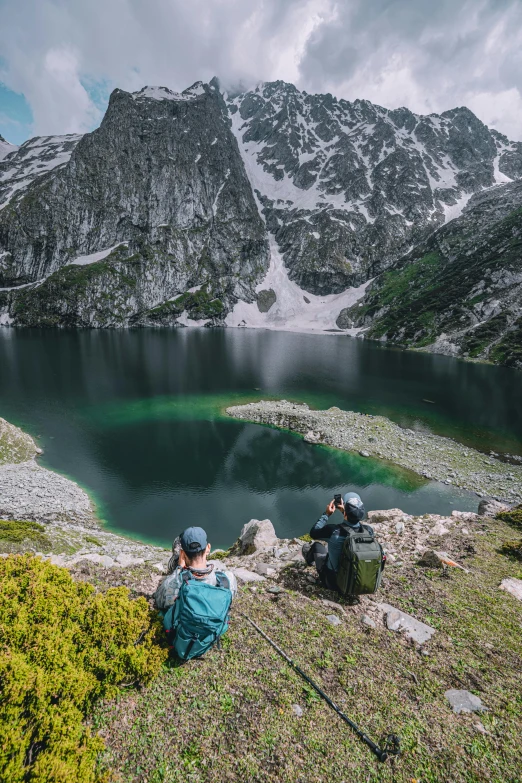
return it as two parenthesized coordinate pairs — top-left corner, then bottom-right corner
(1, 0), (522, 139)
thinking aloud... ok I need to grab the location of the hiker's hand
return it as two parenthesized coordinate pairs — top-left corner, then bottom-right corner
(325, 500), (336, 516)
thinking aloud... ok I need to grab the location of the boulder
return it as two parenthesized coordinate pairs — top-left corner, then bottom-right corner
(256, 288), (277, 313)
(478, 498), (510, 517)
(378, 603), (436, 644)
(238, 519), (278, 555)
(336, 308), (354, 330)
(500, 577), (522, 601)
(419, 549), (469, 572)
(428, 522), (451, 537)
(445, 689), (488, 714)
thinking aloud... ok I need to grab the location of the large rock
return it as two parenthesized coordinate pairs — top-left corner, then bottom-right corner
(238, 519), (278, 555)
(478, 499), (510, 517)
(378, 603), (436, 644)
(500, 577), (522, 601)
(256, 288), (277, 313)
(336, 308), (354, 330)
(445, 689), (488, 714)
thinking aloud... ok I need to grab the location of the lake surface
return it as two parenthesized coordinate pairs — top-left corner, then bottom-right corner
(1, 328), (521, 549)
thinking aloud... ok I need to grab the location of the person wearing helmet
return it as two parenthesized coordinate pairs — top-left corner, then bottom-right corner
(303, 492), (374, 591)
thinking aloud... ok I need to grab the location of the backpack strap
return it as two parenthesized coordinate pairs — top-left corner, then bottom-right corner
(215, 571), (231, 591)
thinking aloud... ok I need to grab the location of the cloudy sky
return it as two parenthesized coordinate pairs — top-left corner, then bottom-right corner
(1, 0), (522, 144)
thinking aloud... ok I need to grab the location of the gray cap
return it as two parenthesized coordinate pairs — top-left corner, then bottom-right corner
(343, 492), (365, 523)
(180, 526), (208, 555)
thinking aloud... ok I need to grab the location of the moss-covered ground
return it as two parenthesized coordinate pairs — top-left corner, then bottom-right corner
(95, 516), (522, 783)
(0, 416), (39, 464)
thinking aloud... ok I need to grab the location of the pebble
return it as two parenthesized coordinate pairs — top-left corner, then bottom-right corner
(292, 704), (303, 717)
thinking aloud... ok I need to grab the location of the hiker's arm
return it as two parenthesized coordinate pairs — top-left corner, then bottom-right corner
(310, 503), (338, 540)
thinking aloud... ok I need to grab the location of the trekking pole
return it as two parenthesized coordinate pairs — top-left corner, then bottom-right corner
(242, 613), (400, 763)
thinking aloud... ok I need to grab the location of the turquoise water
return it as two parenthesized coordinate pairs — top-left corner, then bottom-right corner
(1, 328), (520, 548)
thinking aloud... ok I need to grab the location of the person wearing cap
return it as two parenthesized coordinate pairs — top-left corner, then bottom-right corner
(303, 492), (374, 591)
(154, 526), (237, 612)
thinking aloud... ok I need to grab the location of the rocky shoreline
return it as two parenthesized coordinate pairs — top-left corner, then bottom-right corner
(226, 400), (522, 505)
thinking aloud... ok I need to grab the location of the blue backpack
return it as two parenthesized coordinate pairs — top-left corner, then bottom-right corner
(163, 570), (232, 661)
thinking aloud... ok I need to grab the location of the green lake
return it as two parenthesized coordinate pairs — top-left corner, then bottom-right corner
(1, 328), (520, 549)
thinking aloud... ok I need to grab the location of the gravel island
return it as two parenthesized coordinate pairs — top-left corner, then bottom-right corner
(226, 400), (522, 505)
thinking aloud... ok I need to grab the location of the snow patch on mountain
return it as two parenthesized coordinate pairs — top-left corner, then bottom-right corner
(226, 236), (372, 334)
(68, 243), (129, 267)
(0, 134), (82, 209)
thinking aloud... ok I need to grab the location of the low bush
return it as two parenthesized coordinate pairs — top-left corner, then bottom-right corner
(0, 555), (167, 782)
(496, 504), (522, 532)
(0, 519), (51, 551)
(499, 539), (522, 561)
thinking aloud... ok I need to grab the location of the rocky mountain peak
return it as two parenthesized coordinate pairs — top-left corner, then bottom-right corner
(0, 77), (521, 358)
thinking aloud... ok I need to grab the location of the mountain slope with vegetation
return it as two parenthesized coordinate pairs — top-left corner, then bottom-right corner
(347, 181), (522, 367)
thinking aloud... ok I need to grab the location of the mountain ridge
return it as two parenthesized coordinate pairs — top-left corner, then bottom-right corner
(0, 78), (521, 366)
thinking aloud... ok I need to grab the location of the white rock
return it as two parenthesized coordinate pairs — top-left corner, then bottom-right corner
(326, 614), (342, 626)
(395, 521), (405, 534)
(232, 567), (267, 583)
(445, 689), (488, 714)
(500, 577), (522, 601)
(238, 519), (278, 554)
(292, 704), (304, 717)
(428, 522), (451, 537)
(378, 603), (436, 644)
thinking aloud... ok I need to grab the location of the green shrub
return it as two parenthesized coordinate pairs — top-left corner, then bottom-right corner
(499, 539), (522, 561)
(0, 519), (51, 551)
(84, 536), (102, 547)
(209, 549), (231, 560)
(0, 555), (168, 782)
(496, 504), (522, 532)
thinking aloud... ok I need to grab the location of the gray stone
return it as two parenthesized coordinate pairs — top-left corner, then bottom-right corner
(255, 562), (277, 577)
(361, 615), (376, 629)
(256, 288), (277, 313)
(359, 450), (370, 458)
(336, 308), (354, 330)
(478, 498), (510, 517)
(378, 603), (436, 644)
(428, 522), (451, 537)
(395, 521), (405, 534)
(232, 567), (266, 583)
(292, 704), (303, 717)
(116, 553), (144, 567)
(445, 689), (488, 714)
(267, 586), (283, 594)
(326, 614), (342, 626)
(238, 519), (278, 555)
(500, 577), (522, 601)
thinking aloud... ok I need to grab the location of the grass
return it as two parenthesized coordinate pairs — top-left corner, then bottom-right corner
(0, 519), (51, 552)
(95, 515), (522, 783)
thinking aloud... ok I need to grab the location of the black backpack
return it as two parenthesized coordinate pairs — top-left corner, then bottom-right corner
(336, 524), (385, 596)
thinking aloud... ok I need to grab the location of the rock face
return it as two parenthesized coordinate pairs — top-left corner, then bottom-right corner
(228, 82), (522, 294)
(1, 77), (522, 366)
(348, 180), (522, 367)
(0, 81), (269, 327)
